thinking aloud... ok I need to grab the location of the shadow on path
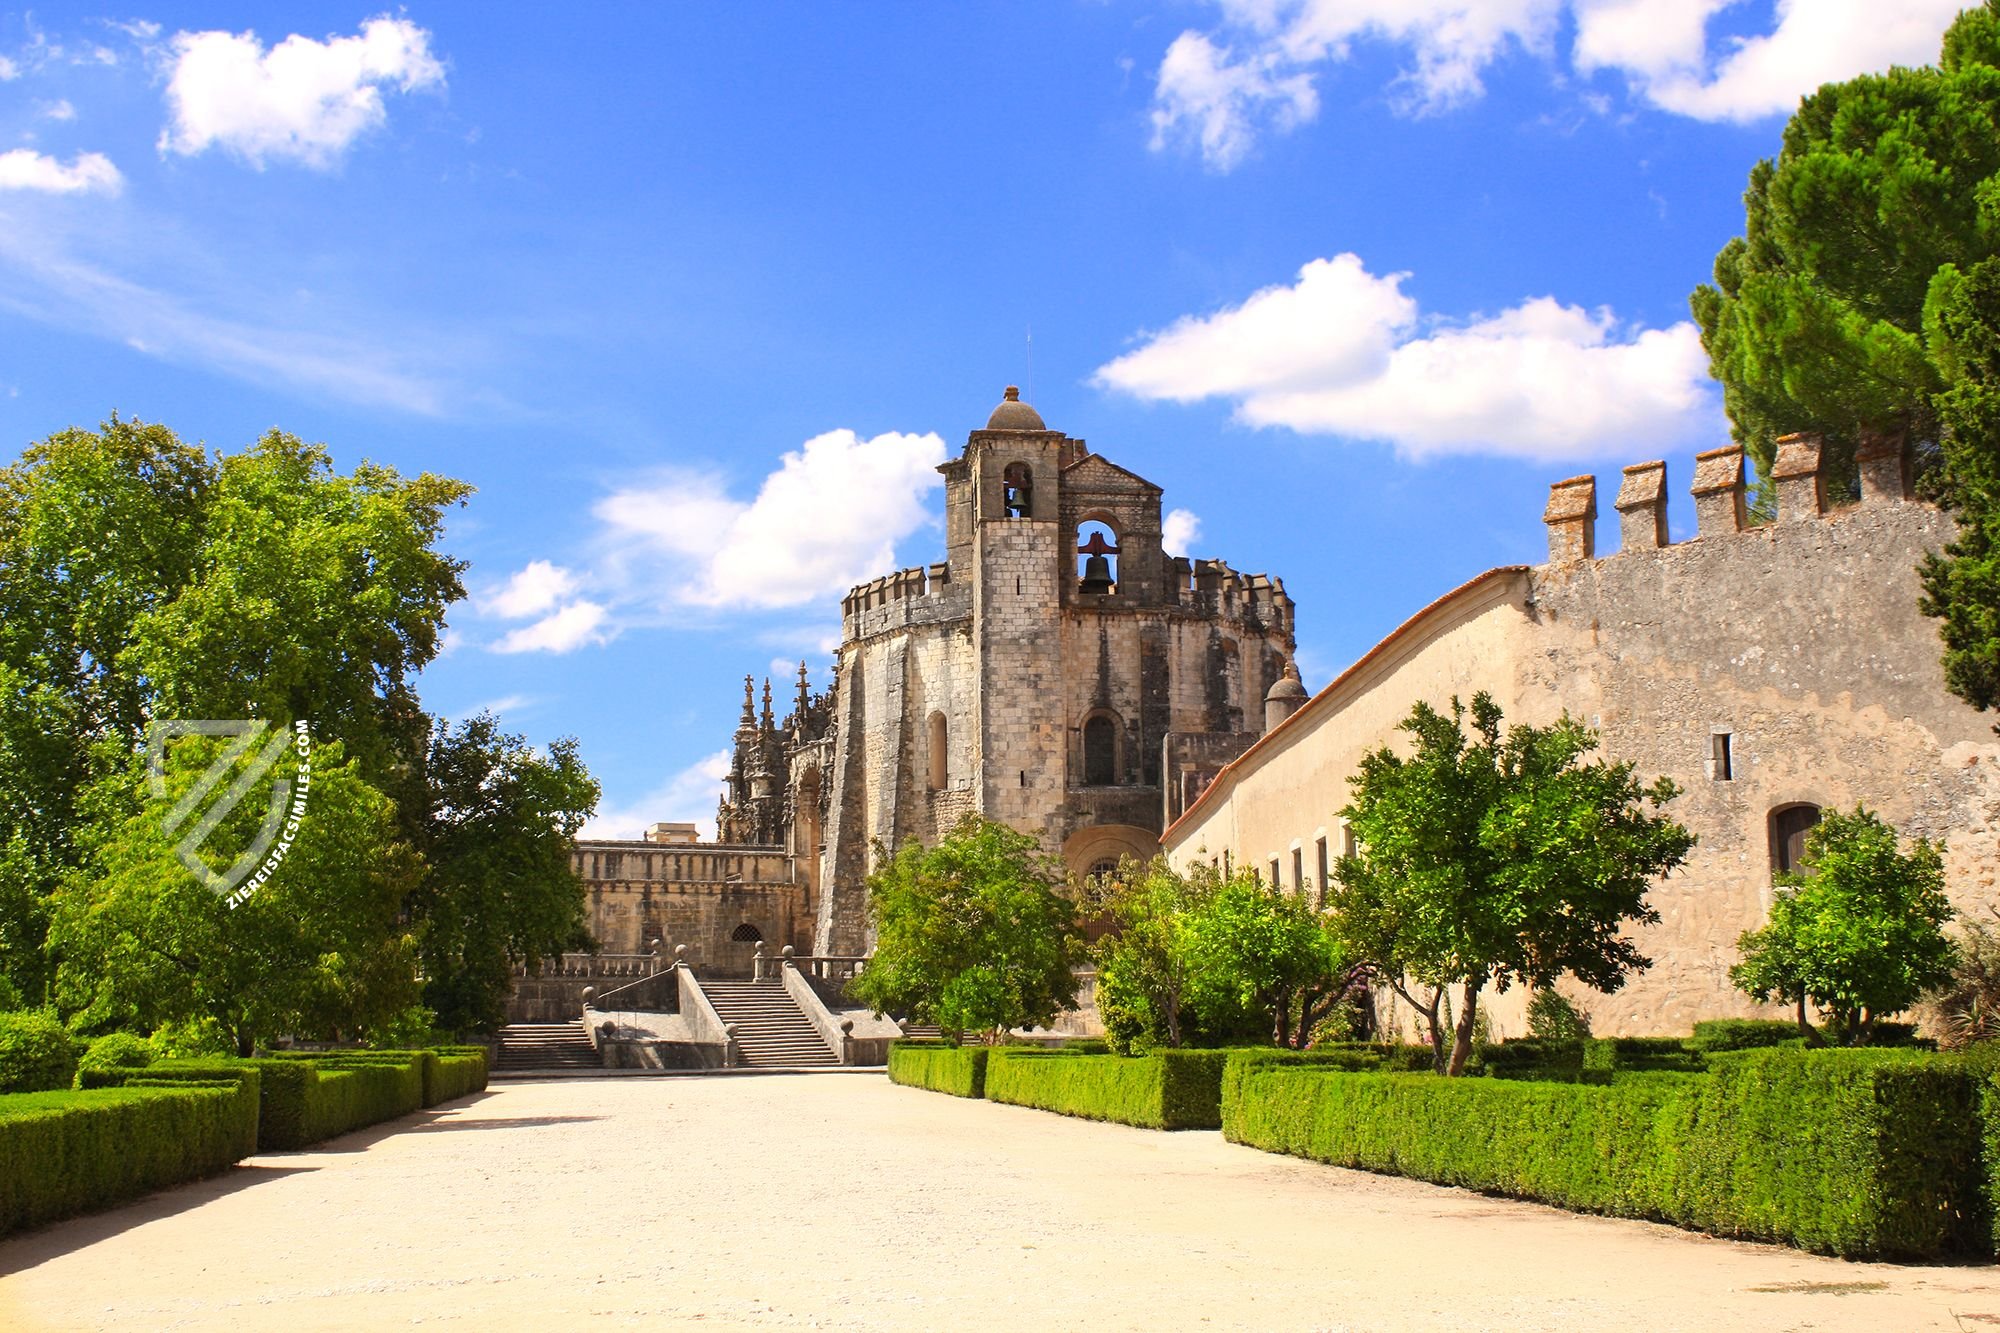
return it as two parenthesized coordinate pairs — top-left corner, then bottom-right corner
(0, 1163), (318, 1276)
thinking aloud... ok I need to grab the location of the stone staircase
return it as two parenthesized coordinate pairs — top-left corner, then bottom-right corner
(495, 1021), (600, 1072)
(699, 979), (839, 1068)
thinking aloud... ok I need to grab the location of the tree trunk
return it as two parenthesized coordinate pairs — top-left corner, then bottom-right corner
(1795, 994), (1825, 1047)
(235, 1026), (255, 1058)
(1446, 981), (1480, 1077)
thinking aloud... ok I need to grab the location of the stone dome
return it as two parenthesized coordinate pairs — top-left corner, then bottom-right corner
(1265, 662), (1308, 703)
(985, 385), (1046, 431)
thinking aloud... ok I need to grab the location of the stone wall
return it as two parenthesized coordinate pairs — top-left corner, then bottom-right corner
(572, 840), (808, 973)
(1164, 441), (2000, 1038)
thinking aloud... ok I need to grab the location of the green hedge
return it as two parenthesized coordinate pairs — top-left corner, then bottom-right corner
(0, 1077), (259, 1234)
(269, 1048), (488, 1107)
(82, 1053), (427, 1150)
(76, 1032), (155, 1079)
(0, 1012), (78, 1093)
(983, 1049), (1233, 1130)
(1688, 1019), (1801, 1052)
(887, 1041), (989, 1098)
(1224, 1046), (1987, 1260)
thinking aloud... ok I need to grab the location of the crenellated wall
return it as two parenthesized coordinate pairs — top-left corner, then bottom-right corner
(1164, 434), (2000, 1038)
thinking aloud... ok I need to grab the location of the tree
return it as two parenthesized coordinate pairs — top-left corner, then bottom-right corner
(1092, 857), (1211, 1053)
(1691, 3), (2000, 504)
(1333, 694), (1694, 1075)
(850, 816), (1082, 1043)
(49, 739), (423, 1057)
(1182, 872), (1363, 1050)
(405, 714), (600, 1034)
(1731, 806), (1958, 1046)
(1919, 256), (2000, 711)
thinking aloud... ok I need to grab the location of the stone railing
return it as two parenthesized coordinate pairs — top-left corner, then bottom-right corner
(512, 952), (657, 979)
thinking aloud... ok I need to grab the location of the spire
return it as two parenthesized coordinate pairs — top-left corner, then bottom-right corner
(738, 675), (756, 728)
(795, 660), (810, 716)
(760, 677), (775, 732)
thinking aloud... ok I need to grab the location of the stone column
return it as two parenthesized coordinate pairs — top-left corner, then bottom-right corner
(1691, 446), (1747, 537)
(1771, 433), (1824, 520)
(1542, 475), (1596, 564)
(1614, 461), (1668, 552)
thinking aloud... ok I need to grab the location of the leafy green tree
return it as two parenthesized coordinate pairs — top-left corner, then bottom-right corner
(851, 816), (1082, 1043)
(49, 739), (423, 1056)
(1183, 871), (1362, 1050)
(1731, 806), (1958, 1046)
(1524, 988), (1593, 1041)
(1334, 694), (1694, 1075)
(1092, 857), (1211, 1052)
(1691, 3), (2000, 503)
(405, 714), (600, 1034)
(1920, 256), (2000, 710)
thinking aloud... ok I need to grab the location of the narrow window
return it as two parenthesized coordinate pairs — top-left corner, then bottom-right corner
(1269, 858), (1280, 887)
(1222, 849), (1232, 877)
(1291, 847), (1304, 895)
(1083, 715), (1116, 786)
(927, 711), (948, 790)
(1340, 824), (1358, 861)
(1710, 730), (1733, 781)
(1771, 803), (1822, 876)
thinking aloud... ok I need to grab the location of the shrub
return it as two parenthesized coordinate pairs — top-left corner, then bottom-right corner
(887, 1041), (989, 1098)
(0, 1078), (259, 1234)
(1688, 1019), (1800, 1053)
(1526, 990), (1593, 1040)
(1474, 1039), (1587, 1082)
(1590, 1037), (1706, 1074)
(76, 1032), (154, 1078)
(82, 1053), (427, 1150)
(1223, 1046), (1986, 1259)
(0, 1012), (77, 1093)
(984, 1049), (1232, 1129)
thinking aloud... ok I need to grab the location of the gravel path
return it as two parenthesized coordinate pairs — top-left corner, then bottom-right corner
(0, 1072), (1995, 1330)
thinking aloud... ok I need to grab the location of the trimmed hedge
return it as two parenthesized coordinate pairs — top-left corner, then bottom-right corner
(0, 1076), (259, 1234)
(76, 1032), (155, 1079)
(1688, 1019), (1801, 1052)
(0, 1012), (78, 1093)
(983, 1049), (1234, 1130)
(1224, 1046), (1987, 1259)
(82, 1053), (427, 1150)
(887, 1041), (989, 1098)
(269, 1048), (488, 1107)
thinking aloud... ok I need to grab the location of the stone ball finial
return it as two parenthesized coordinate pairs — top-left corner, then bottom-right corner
(781, 944), (796, 958)
(986, 385), (1047, 432)
(581, 985), (596, 1007)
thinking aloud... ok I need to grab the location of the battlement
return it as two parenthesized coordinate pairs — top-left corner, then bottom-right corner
(1165, 556), (1295, 636)
(1540, 431), (1917, 566)
(840, 561), (967, 641)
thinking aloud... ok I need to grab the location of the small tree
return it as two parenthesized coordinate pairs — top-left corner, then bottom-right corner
(1183, 872), (1364, 1050)
(1334, 694), (1693, 1075)
(1092, 857), (1211, 1053)
(1731, 806), (1957, 1046)
(850, 816), (1081, 1044)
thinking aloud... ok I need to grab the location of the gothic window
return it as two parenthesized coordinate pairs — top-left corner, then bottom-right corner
(1076, 520), (1119, 594)
(927, 711), (948, 791)
(730, 923), (763, 943)
(1082, 714), (1116, 786)
(1770, 803), (1822, 876)
(1003, 463), (1033, 519)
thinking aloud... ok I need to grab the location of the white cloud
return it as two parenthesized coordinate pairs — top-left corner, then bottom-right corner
(1095, 253), (1713, 461)
(0, 149), (121, 195)
(159, 16), (445, 168)
(1588, 0), (1969, 123)
(0, 56), (16, 80)
(1152, 0), (1965, 167)
(38, 99), (75, 122)
(581, 749), (731, 842)
(491, 600), (612, 655)
(596, 428), (947, 610)
(465, 692), (536, 719)
(482, 559), (579, 619)
(1163, 507), (1202, 557)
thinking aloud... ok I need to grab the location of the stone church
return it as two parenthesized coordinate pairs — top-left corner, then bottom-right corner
(561, 387), (1299, 973)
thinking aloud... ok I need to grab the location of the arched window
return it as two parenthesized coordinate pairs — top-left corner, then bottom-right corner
(927, 710), (948, 791)
(1076, 520), (1119, 594)
(1003, 463), (1033, 519)
(1083, 714), (1116, 786)
(1770, 803), (1822, 876)
(730, 922), (762, 943)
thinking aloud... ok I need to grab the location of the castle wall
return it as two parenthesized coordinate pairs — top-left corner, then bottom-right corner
(1164, 445), (2000, 1038)
(571, 840), (807, 975)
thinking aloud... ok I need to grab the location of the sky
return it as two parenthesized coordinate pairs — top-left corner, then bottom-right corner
(0, 1), (1974, 838)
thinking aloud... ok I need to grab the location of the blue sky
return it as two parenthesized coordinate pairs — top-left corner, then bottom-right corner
(0, 2), (1971, 837)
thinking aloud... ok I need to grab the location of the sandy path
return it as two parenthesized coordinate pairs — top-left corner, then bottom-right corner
(0, 1072), (1994, 1331)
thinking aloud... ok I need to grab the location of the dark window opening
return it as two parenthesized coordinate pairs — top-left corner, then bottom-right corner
(1315, 837), (1330, 908)
(1711, 731), (1733, 781)
(927, 711), (947, 790)
(1083, 715), (1116, 786)
(730, 923), (762, 943)
(1268, 858), (1280, 887)
(1003, 462), (1033, 518)
(1771, 803), (1822, 876)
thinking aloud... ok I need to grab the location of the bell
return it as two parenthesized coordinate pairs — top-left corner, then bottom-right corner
(1080, 553), (1114, 594)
